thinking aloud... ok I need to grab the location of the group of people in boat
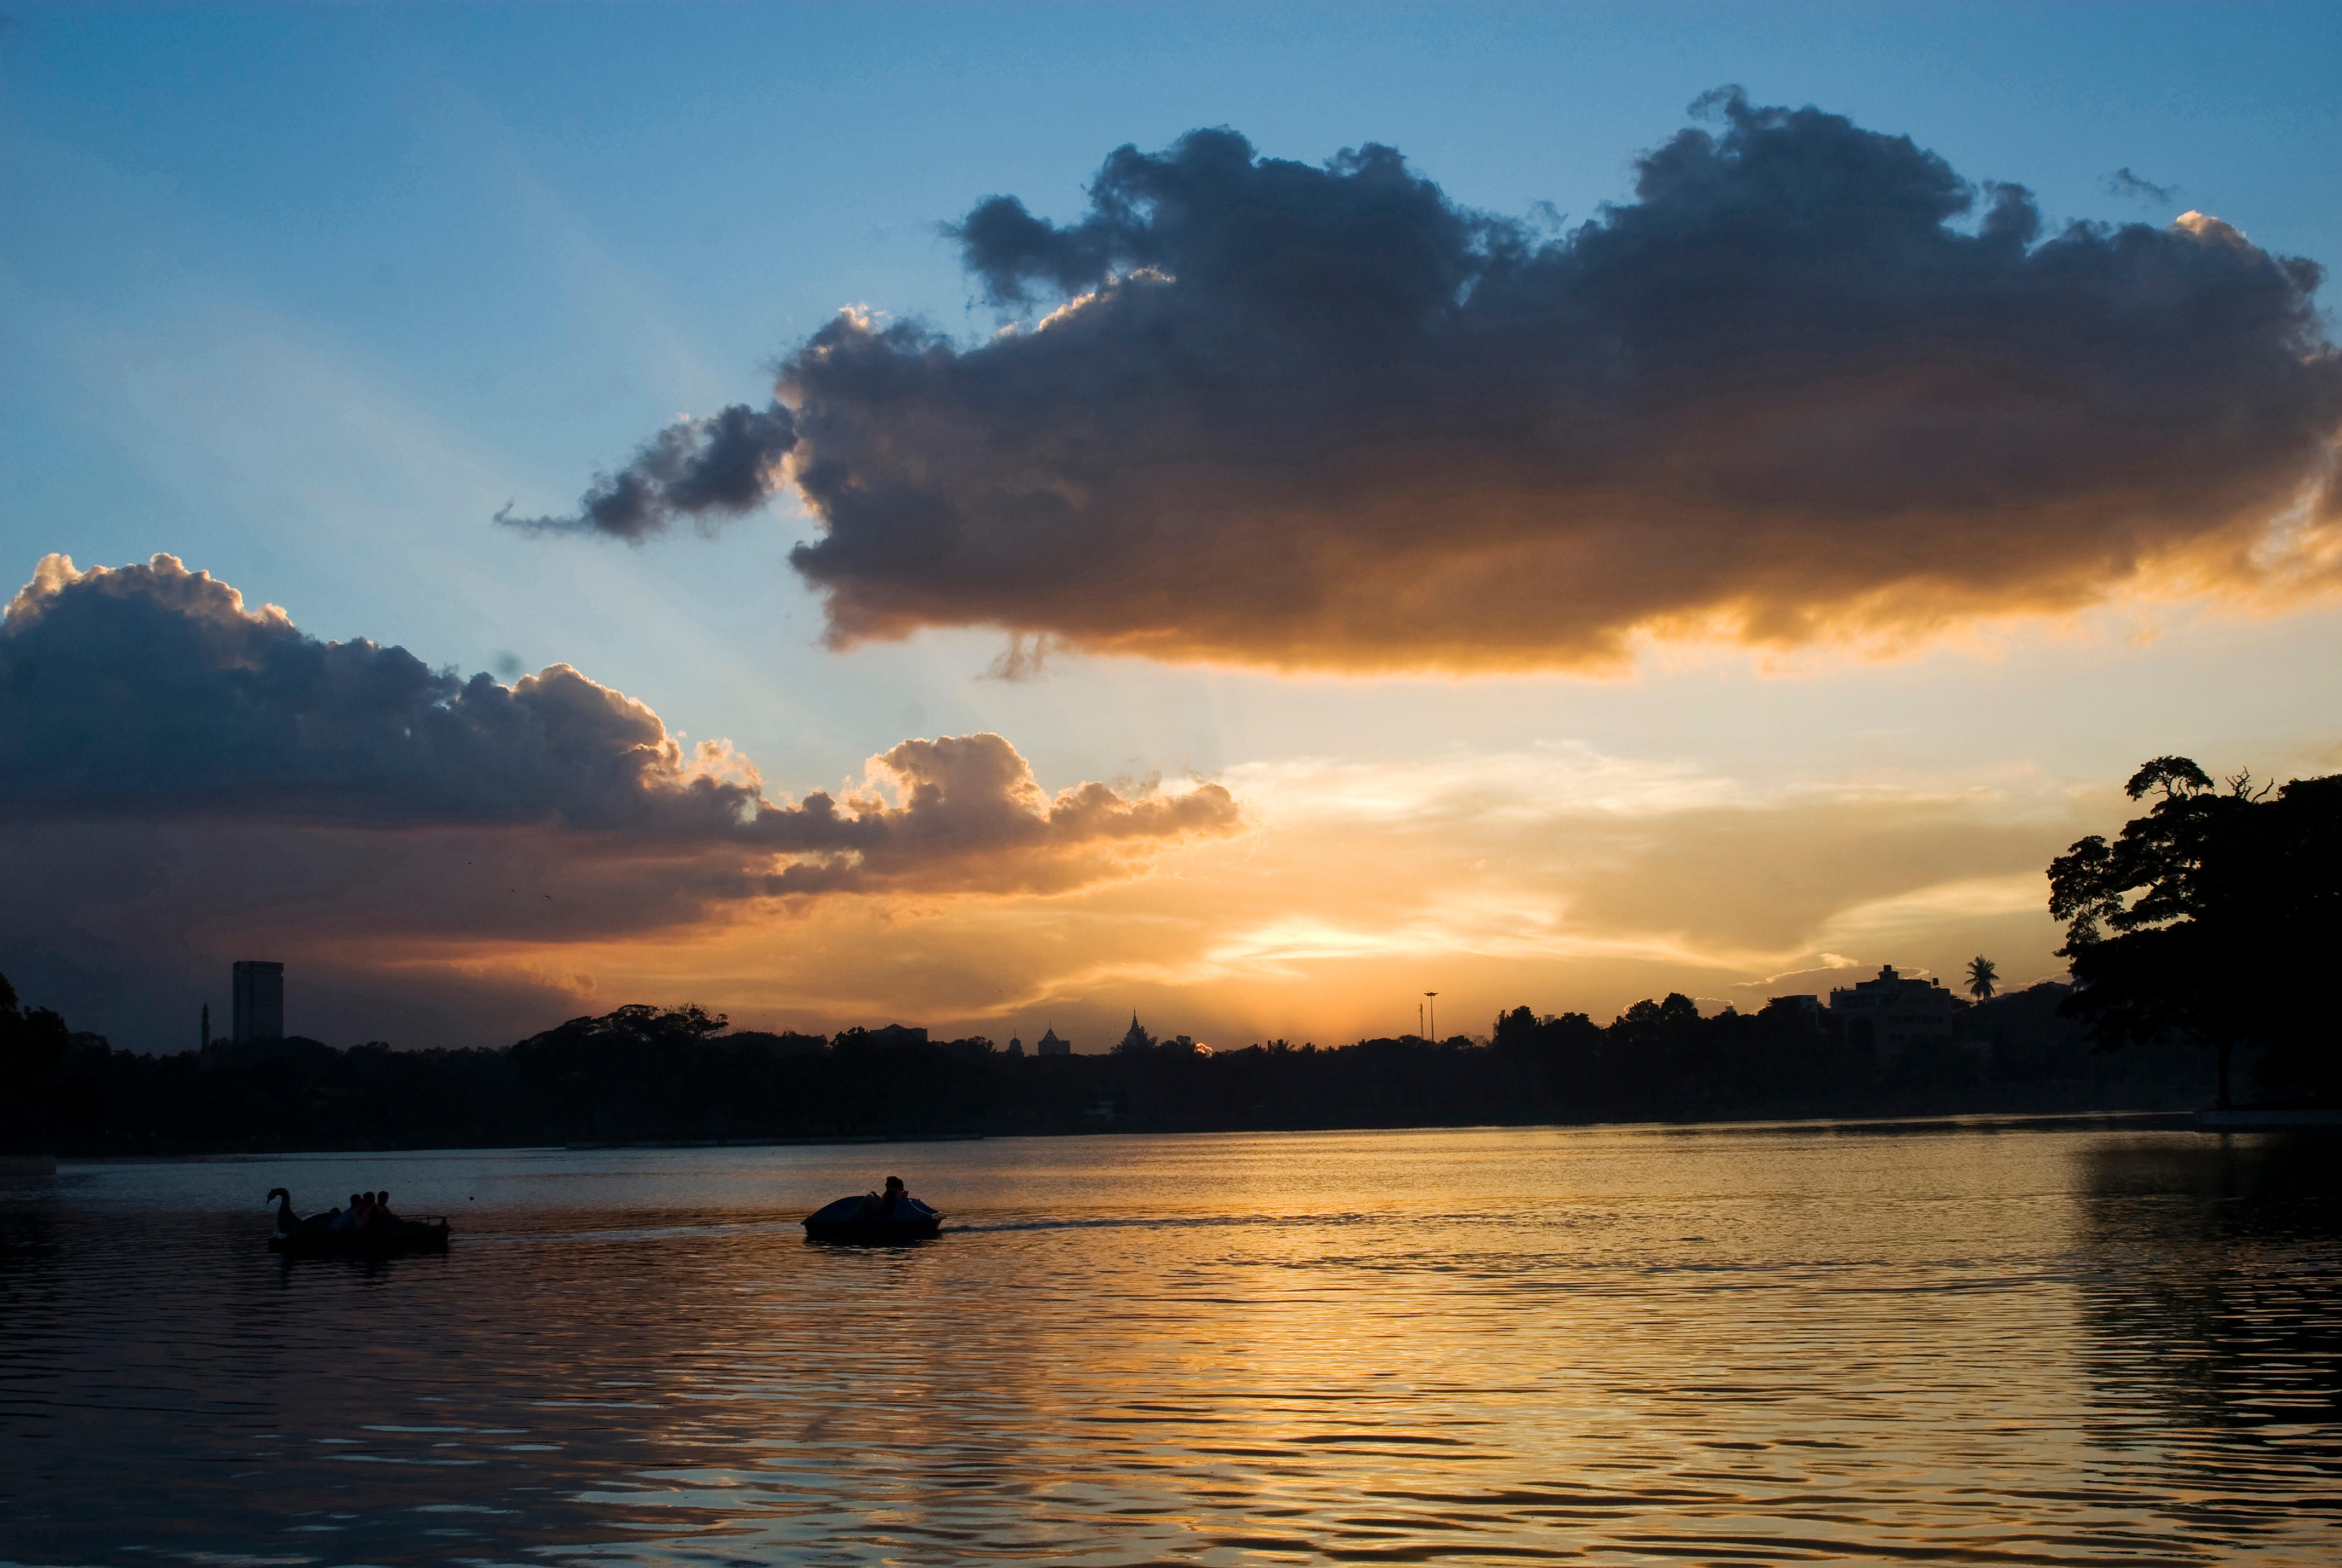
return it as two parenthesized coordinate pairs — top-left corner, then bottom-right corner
(267, 1184), (436, 1243)
(329, 1191), (407, 1232)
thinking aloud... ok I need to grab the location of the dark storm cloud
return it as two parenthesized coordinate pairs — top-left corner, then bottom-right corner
(533, 92), (2342, 672)
(1, 552), (753, 831)
(0, 554), (1239, 895)
(497, 402), (796, 540)
(2106, 166), (2177, 204)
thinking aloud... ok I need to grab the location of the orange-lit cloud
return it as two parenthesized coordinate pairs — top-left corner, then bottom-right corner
(449, 746), (2089, 1052)
(0, 554), (1241, 1046)
(519, 95), (2342, 673)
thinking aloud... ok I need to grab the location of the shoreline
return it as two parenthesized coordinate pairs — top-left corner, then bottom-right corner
(18, 1106), (2237, 1166)
(2195, 1106), (2342, 1128)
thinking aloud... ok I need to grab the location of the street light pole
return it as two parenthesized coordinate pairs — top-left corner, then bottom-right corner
(1424, 991), (1438, 1043)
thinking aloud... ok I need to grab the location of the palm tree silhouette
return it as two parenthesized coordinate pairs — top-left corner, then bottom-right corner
(1965, 955), (1999, 1003)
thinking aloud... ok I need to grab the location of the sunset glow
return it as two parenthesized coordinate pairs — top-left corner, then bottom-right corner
(4, 6), (2338, 1060)
(6, 14), (2341, 1567)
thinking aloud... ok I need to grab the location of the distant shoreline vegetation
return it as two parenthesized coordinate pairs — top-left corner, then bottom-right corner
(0, 985), (2213, 1159)
(6, 754), (2332, 1158)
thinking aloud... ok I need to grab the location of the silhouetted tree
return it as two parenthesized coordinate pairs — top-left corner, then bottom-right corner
(511, 1003), (730, 1139)
(1965, 956), (1998, 1002)
(2049, 757), (2342, 1107)
(1493, 1006), (1604, 1101)
(1608, 993), (1709, 1100)
(0, 970), (71, 1150)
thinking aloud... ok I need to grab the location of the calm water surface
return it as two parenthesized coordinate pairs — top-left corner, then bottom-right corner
(1, 1121), (2335, 1565)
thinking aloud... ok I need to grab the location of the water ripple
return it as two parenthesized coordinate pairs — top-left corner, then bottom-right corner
(1, 1123), (2335, 1565)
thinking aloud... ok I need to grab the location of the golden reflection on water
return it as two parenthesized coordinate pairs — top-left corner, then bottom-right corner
(0, 1121), (2335, 1565)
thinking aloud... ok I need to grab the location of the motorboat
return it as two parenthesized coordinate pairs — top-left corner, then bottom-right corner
(803, 1194), (942, 1243)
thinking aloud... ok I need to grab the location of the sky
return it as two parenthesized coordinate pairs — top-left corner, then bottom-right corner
(4, 2), (2340, 1054)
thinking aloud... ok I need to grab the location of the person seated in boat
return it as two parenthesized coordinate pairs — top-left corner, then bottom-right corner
(331, 1193), (366, 1232)
(859, 1176), (911, 1219)
(371, 1191), (402, 1229)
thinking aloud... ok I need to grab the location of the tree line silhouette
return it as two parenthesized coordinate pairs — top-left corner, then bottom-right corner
(3, 754), (2327, 1155)
(4, 980), (2198, 1157)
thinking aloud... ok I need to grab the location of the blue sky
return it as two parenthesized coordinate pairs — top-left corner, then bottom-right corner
(6, 3), (2341, 1049)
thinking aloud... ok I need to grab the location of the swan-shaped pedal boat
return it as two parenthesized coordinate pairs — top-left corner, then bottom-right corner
(266, 1188), (451, 1255)
(803, 1193), (942, 1243)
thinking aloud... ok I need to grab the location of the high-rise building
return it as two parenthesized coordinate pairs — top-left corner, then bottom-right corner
(1827, 964), (1957, 1062)
(1036, 1026), (1072, 1057)
(231, 961), (284, 1043)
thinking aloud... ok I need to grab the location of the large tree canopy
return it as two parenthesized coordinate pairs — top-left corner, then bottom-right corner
(2048, 757), (2342, 1105)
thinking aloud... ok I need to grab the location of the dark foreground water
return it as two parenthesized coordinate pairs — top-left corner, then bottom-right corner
(1, 1120), (2336, 1566)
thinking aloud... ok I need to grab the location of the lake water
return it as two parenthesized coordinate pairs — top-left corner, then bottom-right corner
(2, 1120), (2335, 1566)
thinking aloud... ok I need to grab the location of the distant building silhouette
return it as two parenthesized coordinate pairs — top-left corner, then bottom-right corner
(1828, 965), (1958, 1061)
(231, 961), (284, 1044)
(868, 1023), (927, 1047)
(1006, 1036), (1025, 1058)
(1037, 1026), (1072, 1057)
(1117, 1012), (1150, 1052)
